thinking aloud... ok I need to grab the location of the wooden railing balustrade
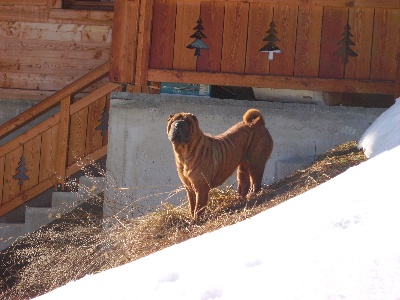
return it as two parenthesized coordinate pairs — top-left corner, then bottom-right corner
(110, 0), (400, 97)
(0, 62), (119, 217)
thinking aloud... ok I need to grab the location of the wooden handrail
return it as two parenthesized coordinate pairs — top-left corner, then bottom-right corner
(0, 61), (118, 217)
(0, 61), (110, 140)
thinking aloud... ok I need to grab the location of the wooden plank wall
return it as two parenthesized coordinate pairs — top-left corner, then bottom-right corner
(146, 0), (400, 95)
(0, 0), (113, 101)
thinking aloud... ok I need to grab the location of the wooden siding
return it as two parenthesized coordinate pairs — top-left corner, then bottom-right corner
(110, 0), (400, 97)
(0, 0), (113, 101)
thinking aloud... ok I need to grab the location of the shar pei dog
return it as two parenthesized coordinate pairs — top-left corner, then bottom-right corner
(167, 109), (273, 220)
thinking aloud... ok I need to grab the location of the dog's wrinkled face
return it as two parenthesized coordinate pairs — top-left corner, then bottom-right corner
(167, 113), (198, 145)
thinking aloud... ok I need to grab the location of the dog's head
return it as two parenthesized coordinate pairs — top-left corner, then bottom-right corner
(167, 112), (199, 145)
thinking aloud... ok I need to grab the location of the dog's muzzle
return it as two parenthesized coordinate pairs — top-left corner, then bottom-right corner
(169, 120), (191, 144)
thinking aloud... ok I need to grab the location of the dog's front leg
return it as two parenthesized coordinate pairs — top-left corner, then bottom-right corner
(186, 189), (196, 218)
(192, 188), (209, 221)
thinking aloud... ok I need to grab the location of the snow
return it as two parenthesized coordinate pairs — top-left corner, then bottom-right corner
(36, 101), (400, 300)
(358, 98), (400, 158)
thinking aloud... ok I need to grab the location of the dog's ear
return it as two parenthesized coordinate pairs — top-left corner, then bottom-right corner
(189, 113), (197, 122)
(167, 114), (175, 134)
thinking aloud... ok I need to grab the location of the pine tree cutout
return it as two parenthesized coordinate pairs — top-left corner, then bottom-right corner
(259, 20), (281, 60)
(96, 106), (109, 137)
(334, 20), (358, 64)
(13, 155), (29, 185)
(186, 18), (209, 56)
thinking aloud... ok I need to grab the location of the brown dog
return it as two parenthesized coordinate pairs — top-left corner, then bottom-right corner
(167, 109), (273, 220)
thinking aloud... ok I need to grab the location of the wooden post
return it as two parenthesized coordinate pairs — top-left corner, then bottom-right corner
(395, 44), (400, 98)
(109, 0), (141, 84)
(135, 0), (154, 86)
(55, 95), (72, 190)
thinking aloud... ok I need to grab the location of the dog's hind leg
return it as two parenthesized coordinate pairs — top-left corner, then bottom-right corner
(248, 163), (266, 195)
(237, 162), (251, 198)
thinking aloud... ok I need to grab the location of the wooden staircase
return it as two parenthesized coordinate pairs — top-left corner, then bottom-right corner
(0, 61), (118, 223)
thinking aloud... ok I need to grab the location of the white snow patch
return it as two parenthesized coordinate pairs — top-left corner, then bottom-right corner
(358, 97), (400, 158)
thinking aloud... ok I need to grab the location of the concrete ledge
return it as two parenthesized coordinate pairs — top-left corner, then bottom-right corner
(106, 93), (384, 218)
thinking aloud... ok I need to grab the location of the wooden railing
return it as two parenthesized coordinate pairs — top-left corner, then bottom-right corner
(0, 61), (119, 217)
(110, 0), (400, 97)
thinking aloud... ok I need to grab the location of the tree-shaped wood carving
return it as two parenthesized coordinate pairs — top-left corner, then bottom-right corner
(260, 20), (281, 60)
(187, 18), (208, 56)
(96, 106), (109, 137)
(13, 155), (29, 185)
(334, 20), (358, 64)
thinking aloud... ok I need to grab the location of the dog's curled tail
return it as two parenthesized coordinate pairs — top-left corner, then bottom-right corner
(243, 109), (265, 128)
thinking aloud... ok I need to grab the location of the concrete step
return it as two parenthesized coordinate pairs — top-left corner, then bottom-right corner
(0, 223), (26, 250)
(25, 207), (61, 232)
(0, 176), (105, 251)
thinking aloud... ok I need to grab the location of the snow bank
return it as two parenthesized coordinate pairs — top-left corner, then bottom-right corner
(358, 98), (400, 158)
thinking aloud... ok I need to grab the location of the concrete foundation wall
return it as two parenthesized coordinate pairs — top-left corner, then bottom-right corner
(106, 93), (384, 219)
(0, 99), (59, 146)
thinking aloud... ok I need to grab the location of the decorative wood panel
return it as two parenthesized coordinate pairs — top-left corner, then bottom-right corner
(245, 2), (274, 75)
(269, 5), (298, 76)
(344, 8), (374, 79)
(319, 7), (348, 78)
(370, 9), (400, 81)
(294, 6), (323, 77)
(3, 147), (23, 204)
(39, 125), (58, 183)
(149, 0), (177, 69)
(173, 1), (201, 71)
(220, 2), (249, 73)
(142, 0), (399, 96)
(197, 1), (225, 72)
(68, 107), (89, 165)
(21, 135), (41, 192)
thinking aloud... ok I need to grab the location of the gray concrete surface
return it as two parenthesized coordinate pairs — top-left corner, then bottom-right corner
(0, 99), (59, 146)
(105, 92), (385, 219)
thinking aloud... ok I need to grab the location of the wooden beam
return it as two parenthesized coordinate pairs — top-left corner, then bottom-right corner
(191, 0), (400, 9)
(109, 0), (141, 83)
(54, 96), (72, 190)
(147, 69), (395, 95)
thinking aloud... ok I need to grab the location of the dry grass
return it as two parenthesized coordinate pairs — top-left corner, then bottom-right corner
(0, 141), (366, 299)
